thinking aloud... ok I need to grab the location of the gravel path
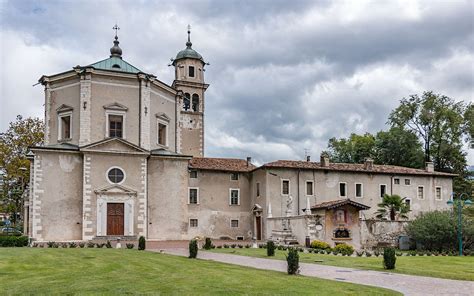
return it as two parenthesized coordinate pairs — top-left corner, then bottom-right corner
(158, 248), (474, 296)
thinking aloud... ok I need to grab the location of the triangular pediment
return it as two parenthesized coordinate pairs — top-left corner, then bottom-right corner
(94, 183), (137, 196)
(56, 104), (74, 113)
(155, 112), (171, 122)
(80, 138), (148, 154)
(103, 102), (128, 111)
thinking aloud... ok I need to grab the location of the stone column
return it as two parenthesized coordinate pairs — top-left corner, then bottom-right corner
(79, 73), (92, 146)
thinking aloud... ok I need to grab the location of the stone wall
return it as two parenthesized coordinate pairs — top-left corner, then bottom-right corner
(359, 219), (408, 249)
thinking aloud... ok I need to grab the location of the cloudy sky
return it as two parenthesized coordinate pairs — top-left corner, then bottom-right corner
(1, 0), (473, 164)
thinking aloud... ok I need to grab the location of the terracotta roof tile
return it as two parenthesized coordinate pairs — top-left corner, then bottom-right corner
(311, 198), (371, 210)
(261, 160), (456, 177)
(189, 157), (256, 172)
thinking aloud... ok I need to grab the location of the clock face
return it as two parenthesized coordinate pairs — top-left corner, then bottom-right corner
(315, 224), (323, 231)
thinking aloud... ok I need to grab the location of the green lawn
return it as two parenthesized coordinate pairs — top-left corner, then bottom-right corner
(0, 248), (399, 295)
(211, 248), (474, 281)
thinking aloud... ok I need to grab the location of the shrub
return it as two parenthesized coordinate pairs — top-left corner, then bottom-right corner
(383, 247), (396, 270)
(0, 236), (28, 247)
(106, 240), (112, 248)
(96, 243), (105, 248)
(238, 244), (243, 248)
(396, 251), (403, 256)
(138, 236), (146, 251)
(87, 242), (95, 248)
(79, 242), (85, 248)
(223, 244), (229, 248)
(216, 245), (222, 249)
(267, 241), (276, 256)
(231, 244), (236, 248)
(374, 250), (380, 257)
(334, 243), (354, 256)
(356, 250), (364, 257)
(47, 241), (55, 248)
(126, 243), (134, 249)
(277, 245), (283, 250)
(189, 239), (198, 258)
(60, 243), (68, 248)
(365, 251), (372, 257)
(245, 244), (250, 248)
(286, 248), (300, 275)
(310, 240), (331, 250)
(203, 237), (212, 250)
(68, 242), (77, 248)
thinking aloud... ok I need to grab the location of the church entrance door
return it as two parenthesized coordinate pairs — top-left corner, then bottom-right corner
(255, 216), (262, 240)
(107, 203), (124, 236)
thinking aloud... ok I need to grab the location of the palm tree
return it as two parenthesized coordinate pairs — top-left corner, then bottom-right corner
(376, 194), (410, 221)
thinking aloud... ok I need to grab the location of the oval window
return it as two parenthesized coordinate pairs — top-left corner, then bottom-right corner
(108, 168), (124, 183)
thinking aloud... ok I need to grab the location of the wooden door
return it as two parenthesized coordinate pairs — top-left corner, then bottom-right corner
(107, 203), (124, 236)
(256, 216), (262, 240)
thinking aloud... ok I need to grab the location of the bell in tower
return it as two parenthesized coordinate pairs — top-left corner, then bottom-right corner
(172, 25), (209, 157)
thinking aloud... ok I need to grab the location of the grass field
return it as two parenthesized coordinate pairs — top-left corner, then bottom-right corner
(0, 248), (399, 295)
(211, 248), (474, 281)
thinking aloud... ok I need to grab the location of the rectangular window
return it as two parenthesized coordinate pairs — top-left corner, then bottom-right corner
(394, 178), (400, 185)
(158, 122), (167, 146)
(380, 184), (386, 198)
(109, 115), (123, 138)
(405, 198), (411, 210)
(339, 183), (346, 197)
(189, 219), (198, 228)
(59, 114), (72, 140)
(282, 180), (290, 195)
(306, 181), (313, 196)
(256, 182), (260, 197)
(230, 173), (239, 180)
(231, 219), (239, 228)
(189, 188), (199, 204)
(417, 186), (424, 200)
(230, 189), (240, 205)
(355, 183), (363, 198)
(405, 179), (411, 186)
(189, 170), (198, 178)
(435, 187), (442, 200)
(189, 66), (195, 77)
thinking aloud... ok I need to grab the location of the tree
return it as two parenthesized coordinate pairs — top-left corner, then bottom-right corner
(0, 115), (44, 225)
(327, 133), (375, 163)
(374, 127), (425, 168)
(376, 194), (410, 221)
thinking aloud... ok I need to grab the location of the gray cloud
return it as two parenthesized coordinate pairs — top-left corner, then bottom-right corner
(1, 0), (473, 164)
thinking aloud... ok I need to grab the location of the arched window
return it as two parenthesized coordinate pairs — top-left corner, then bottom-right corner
(192, 94), (199, 112)
(183, 93), (190, 111)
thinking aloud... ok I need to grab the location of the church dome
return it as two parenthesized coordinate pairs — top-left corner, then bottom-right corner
(173, 26), (204, 65)
(110, 36), (122, 58)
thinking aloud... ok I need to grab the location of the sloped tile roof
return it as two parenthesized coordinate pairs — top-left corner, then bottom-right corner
(261, 160), (456, 177)
(189, 157), (256, 172)
(311, 198), (370, 210)
(89, 57), (142, 73)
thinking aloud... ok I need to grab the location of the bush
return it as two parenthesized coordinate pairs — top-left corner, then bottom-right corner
(286, 248), (300, 275)
(79, 242), (85, 248)
(334, 243), (354, 256)
(138, 236), (146, 251)
(231, 244), (236, 248)
(310, 240), (331, 250)
(267, 241), (276, 256)
(365, 251), (372, 257)
(245, 244), (250, 248)
(223, 244), (229, 248)
(216, 245), (222, 249)
(203, 237), (212, 250)
(238, 244), (243, 248)
(189, 239), (198, 258)
(406, 210), (473, 252)
(106, 240), (112, 248)
(383, 247), (396, 269)
(0, 236), (28, 247)
(126, 243), (134, 249)
(47, 241), (56, 248)
(68, 242), (77, 248)
(87, 242), (95, 248)
(356, 250), (364, 257)
(96, 243), (105, 248)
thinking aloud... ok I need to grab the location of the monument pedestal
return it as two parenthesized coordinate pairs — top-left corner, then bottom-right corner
(271, 229), (299, 246)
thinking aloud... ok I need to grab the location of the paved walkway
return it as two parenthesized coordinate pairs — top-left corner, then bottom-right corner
(157, 249), (474, 296)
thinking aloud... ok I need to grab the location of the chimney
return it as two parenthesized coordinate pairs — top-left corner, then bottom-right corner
(320, 153), (329, 167)
(364, 158), (374, 170)
(306, 155), (311, 162)
(246, 157), (252, 167)
(425, 162), (434, 172)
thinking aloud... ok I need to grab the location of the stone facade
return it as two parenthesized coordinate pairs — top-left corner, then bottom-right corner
(26, 31), (455, 249)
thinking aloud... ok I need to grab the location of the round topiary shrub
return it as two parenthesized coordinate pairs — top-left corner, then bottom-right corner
(203, 237), (212, 250)
(267, 241), (276, 256)
(383, 247), (396, 270)
(286, 248), (300, 275)
(189, 239), (198, 259)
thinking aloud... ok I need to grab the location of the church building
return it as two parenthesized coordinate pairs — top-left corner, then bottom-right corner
(26, 28), (455, 248)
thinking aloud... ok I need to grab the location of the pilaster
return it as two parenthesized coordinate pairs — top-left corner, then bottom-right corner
(44, 82), (51, 145)
(79, 73), (92, 146)
(31, 154), (44, 241)
(139, 75), (151, 150)
(137, 157), (147, 236)
(82, 154), (94, 240)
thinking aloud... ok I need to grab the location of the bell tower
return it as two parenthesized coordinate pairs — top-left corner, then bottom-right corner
(172, 25), (209, 157)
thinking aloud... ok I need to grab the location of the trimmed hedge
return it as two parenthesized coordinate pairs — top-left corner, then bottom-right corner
(286, 248), (300, 275)
(0, 236), (28, 247)
(189, 239), (198, 258)
(333, 243), (354, 256)
(138, 236), (146, 251)
(267, 241), (276, 256)
(310, 240), (331, 250)
(383, 247), (396, 269)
